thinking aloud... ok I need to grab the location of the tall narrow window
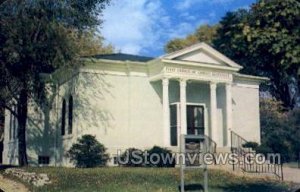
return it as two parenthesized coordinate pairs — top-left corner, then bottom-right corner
(61, 99), (66, 136)
(170, 104), (178, 146)
(9, 112), (13, 140)
(68, 96), (73, 134)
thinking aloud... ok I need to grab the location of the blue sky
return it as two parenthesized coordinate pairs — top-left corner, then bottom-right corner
(101, 0), (256, 57)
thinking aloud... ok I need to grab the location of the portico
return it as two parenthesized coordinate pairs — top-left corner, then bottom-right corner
(160, 77), (234, 148)
(149, 43), (243, 149)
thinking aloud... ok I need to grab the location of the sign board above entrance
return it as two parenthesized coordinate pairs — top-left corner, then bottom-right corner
(165, 67), (232, 82)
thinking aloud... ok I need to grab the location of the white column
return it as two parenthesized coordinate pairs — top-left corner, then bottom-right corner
(162, 78), (170, 146)
(180, 79), (187, 135)
(225, 83), (233, 147)
(210, 82), (218, 144)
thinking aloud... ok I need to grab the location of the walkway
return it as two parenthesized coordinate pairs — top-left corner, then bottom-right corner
(0, 174), (29, 192)
(210, 164), (300, 184)
(283, 167), (300, 183)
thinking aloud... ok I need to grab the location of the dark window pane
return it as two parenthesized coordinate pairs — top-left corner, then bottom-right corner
(38, 156), (50, 165)
(187, 106), (205, 135)
(61, 99), (66, 135)
(170, 105), (177, 146)
(68, 96), (73, 134)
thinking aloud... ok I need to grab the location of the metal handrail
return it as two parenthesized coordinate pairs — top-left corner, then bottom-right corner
(201, 134), (217, 154)
(230, 130), (283, 180)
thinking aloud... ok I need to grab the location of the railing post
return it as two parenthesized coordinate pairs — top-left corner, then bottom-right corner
(281, 162), (284, 181)
(230, 131), (235, 171)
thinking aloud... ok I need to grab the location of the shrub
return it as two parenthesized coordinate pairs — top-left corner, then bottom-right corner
(242, 141), (259, 150)
(256, 144), (273, 155)
(118, 148), (144, 167)
(146, 146), (175, 167)
(67, 135), (109, 168)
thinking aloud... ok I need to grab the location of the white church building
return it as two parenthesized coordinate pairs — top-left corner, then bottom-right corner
(2, 43), (267, 166)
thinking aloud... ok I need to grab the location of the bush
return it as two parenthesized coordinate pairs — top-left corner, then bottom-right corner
(118, 148), (144, 167)
(146, 146), (175, 167)
(67, 135), (109, 168)
(256, 144), (273, 155)
(242, 141), (259, 150)
(260, 99), (300, 162)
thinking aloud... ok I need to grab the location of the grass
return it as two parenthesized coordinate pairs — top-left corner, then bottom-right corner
(5, 167), (289, 192)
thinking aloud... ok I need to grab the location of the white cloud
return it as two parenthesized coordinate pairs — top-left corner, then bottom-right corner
(175, 0), (233, 11)
(101, 0), (170, 55)
(101, 1), (222, 56)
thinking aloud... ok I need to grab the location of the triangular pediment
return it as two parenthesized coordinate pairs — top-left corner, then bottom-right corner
(161, 42), (242, 69)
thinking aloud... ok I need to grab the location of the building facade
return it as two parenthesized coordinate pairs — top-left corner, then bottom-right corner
(2, 43), (267, 166)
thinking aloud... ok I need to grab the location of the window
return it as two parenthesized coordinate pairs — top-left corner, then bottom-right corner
(170, 104), (178, 146)
(68, 96), (73, 134)
(187, 106), (204, 135)
(38, 156), (50, 165)
(9, 112), (13, 140)
(9, 108), (17, 140)
(113, 157), (118, 165)
(61, 99), (66, 135)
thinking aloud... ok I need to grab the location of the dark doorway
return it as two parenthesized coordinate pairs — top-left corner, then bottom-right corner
(187, 105), (205, 135)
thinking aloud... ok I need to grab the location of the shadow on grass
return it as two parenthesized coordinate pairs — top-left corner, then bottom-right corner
(219, 182), (288, 192)
(0, 164), (18, 171)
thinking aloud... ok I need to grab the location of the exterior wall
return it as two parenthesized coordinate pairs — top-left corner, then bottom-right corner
(2, 75), (79, 166)
(3, 70), (164, 166)
(232, 81), (261, 143)
(74, 72), (164, 160)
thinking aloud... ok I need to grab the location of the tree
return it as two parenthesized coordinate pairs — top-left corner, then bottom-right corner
(214, 0), (300, 108)
(67, 135), (109, 167)
(0, 0), (110, 166)
(77, 30), (114, 56)
(164, 24), (218, 53)
(0, 107), (3, 142)
(243, 0), (300, 109)
(213, 9), (258, 75)
(260, 98), (300, 161)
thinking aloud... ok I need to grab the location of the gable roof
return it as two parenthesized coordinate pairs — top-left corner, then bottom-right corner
(87, 53), (153, 62)
(161, 42), (243, 69)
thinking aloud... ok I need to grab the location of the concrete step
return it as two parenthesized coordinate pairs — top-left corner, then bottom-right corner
(216, 147), (231, 153)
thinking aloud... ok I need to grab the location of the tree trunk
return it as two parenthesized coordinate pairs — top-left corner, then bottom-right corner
(17, 89), (28, 166)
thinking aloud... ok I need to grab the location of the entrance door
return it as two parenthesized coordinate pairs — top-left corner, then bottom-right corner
(187, 105), (205, 135)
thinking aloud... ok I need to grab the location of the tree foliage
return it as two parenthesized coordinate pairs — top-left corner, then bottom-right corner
(260, 98), (300, 161)
(68, 135), (109, 168)
(164, 24), (219, 53)
(77, 30), (114, 56)
(214, 1), (300, 108)
(0, 107), (3, 142)
(243, 0), (300, 108)
(0, 0), (110, 165)
(213, 9), (257, 75)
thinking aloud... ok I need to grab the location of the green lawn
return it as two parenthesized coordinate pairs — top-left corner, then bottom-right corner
(5, 167), (289, 192)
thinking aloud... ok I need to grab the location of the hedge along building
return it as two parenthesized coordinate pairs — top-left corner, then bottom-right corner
(2, 43), (267, 166)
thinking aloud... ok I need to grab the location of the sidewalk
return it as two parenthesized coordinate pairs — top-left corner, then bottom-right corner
(283, 167), (300, 183)
(0, 174), (29, 192)
(210, 164), (300, 184)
